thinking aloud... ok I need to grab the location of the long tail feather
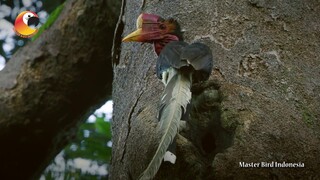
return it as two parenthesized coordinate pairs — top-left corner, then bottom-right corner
(138, 68), (192, 180)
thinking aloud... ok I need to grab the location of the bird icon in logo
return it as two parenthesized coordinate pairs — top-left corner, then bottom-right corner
(14, 11), (40, 38)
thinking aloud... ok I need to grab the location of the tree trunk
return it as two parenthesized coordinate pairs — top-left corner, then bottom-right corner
(0, 0), (120, 179)
(111, 0), (320, 179)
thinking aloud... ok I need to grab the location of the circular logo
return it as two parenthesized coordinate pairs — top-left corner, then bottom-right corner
(14, 11), (40, 38)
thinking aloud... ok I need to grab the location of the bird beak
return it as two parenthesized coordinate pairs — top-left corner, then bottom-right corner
(122, 27), (162, 42)
(122, 28), (143, 42)
(122, 13), (164, 42)
(28, 16), (40, 28)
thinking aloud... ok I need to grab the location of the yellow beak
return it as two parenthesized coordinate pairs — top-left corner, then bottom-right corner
(122, 28), (142, 42)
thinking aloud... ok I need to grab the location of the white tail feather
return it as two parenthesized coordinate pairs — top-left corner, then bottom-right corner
(138, 68), (191, 180)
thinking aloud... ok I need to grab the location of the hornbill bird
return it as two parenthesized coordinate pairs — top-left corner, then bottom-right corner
(122, 13), (213, 179)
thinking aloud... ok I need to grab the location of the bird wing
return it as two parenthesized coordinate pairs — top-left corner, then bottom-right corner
(181, 42), (213, 82)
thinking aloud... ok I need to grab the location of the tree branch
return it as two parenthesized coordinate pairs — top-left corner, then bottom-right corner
(0, 0), (120, 179)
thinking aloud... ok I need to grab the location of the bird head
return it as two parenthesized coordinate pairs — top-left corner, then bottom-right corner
(122, 13), (182, 55)
(14, 11), (39, 37)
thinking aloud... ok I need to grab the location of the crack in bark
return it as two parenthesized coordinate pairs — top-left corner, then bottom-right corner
(120, 89), (145, 162)
(140, 0), (146, 10)
(112, 0), (126, 66)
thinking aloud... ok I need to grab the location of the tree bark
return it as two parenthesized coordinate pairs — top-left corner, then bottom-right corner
(111, 0), (320, 179)
(0, 0), (120, 179)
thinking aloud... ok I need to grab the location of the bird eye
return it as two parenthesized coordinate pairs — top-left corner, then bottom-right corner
(159, 24), (166, 30)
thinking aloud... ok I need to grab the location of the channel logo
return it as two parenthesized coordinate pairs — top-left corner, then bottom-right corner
(14, 11), (39, 38)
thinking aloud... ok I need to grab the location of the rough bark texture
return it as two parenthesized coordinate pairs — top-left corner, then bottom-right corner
(0, 0), (120, 179)
(111, 0), (320, 179)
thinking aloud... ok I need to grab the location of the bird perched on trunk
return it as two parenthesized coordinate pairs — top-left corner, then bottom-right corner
(122, 13), (213, 179)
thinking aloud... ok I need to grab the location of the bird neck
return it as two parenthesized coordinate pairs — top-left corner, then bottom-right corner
(154, 34), (180, 55)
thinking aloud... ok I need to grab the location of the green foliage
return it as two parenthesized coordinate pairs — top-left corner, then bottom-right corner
(32, 3), (64, 41)
(42, 112), (112, 179)
(64, 115), (112, 163)
(95, 115), (112, 139)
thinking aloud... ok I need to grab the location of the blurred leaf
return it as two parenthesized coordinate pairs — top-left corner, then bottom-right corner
(32, 3), (64, 41)
(95, 116), (112, 139)
(43, 103), (113, 178)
